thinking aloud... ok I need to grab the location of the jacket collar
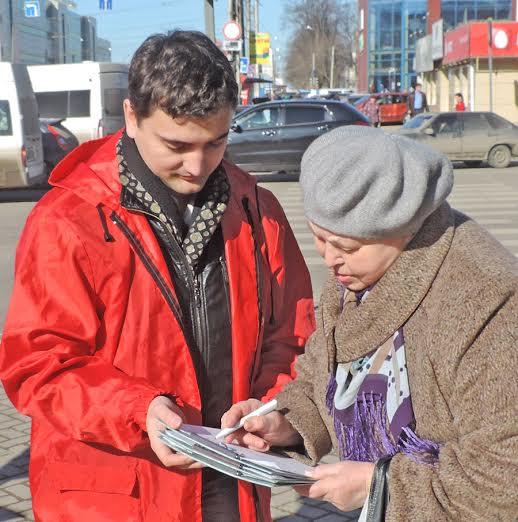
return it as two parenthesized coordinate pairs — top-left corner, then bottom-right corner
(48, 130), (258, 214)
(321, 203), (455, 363)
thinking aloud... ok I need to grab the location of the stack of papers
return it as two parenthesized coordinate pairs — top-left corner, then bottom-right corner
(160, 424), (315, 488)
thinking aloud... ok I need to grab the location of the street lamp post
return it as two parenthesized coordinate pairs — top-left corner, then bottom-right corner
(306, 25), (317, 89)
(488, 18), (493, 113)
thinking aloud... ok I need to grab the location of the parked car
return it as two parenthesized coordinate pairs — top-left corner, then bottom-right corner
(398, 111), (518, 168)
(225, 99), (370, 172)
(0, 63), (45, 188)
(355, 92), (409, 124)
(39, 118), (79, 173)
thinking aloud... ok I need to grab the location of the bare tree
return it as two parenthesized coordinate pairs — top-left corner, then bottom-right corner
(282, 0), (356, 89)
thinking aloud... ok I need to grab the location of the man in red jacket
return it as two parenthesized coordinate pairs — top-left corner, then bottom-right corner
(0, 31), (315, 522)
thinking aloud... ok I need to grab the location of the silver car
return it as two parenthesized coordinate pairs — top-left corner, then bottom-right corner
(398, 111), (518, 168)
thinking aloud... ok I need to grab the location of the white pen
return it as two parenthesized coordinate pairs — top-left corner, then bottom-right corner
(215, 399), (278, 439)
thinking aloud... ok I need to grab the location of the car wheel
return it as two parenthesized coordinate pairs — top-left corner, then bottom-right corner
(464, 161), (483, 168)
(487, 145), (511, 168)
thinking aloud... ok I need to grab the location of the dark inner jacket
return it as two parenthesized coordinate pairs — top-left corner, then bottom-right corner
(120, 133), (239, 520)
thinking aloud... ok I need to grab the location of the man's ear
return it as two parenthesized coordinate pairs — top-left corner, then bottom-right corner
(123, 99), (138, 138)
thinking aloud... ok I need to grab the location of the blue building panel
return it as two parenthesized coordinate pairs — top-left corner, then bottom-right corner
(365, 0), (513, 92)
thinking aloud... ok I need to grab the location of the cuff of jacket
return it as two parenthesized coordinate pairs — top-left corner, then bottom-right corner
(132, 391), (178, 433)
(275, 391), (331, 465)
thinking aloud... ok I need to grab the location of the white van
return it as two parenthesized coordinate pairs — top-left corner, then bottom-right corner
(0, 63), (46, 188)
(28, 62), (129, 144)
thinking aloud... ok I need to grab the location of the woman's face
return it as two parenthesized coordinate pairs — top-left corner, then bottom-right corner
(309, 221), (410, 291)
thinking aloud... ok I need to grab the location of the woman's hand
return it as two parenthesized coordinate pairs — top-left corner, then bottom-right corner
(295, 461), (375, 512)
(221, 398), (302, 451)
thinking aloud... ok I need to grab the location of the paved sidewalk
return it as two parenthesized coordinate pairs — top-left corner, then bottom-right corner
(0, 386), (358, 521)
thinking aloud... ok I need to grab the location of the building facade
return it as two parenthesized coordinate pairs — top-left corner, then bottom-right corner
(417, 21), (518, 122)
(0, 0), (111, 65)
(357, 0), (516, 93)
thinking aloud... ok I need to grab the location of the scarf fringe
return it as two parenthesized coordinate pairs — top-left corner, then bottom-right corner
(326, 374), (440, 466)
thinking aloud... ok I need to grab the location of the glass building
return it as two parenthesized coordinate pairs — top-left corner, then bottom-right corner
(364, 0), (513, 92)
(441, 0), (513, 31)
(368, 0), (428, 92)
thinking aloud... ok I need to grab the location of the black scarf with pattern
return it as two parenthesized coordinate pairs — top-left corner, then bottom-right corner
(116, 133), (230, 270)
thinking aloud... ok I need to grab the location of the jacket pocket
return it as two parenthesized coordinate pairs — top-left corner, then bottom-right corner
(49, 461), (137, 494)
(42, 461), (141, 522)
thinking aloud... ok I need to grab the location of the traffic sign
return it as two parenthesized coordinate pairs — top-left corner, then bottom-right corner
(222, 40), (242, 52)
(223, 21), (242, 41)
(239, 57), (249, 74)
(24, 1), (40, 17)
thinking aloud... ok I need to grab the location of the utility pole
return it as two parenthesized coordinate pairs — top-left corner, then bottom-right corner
(8, 0), (15, 62)
(254, 0), (259, 33)
(330, 46), (335, 89)
(488, 18), (493, 112)
(245, 0), (251, 63)
(204, 0), (215, 42)
(228, 0), (243, 98)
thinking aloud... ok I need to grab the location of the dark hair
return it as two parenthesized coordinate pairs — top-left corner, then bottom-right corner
(415, 83), (422, 87)
(128, 30), (238, 120)
(455, 92), (463, 100)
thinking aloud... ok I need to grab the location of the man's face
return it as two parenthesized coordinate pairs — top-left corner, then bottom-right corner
(309, 221), (409, 292)
(415, 85), (422, 92)
(124, 101), (233, 195)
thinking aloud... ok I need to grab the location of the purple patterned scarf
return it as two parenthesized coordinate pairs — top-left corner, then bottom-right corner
(326, 287), (440, 465)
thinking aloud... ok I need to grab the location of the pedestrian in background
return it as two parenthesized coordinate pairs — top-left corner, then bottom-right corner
(0, 30), (315, 522)
(408, 82), (428, 117)
(224, 126), (518, 521)
(363, 95), (381, 127)
(455, 92), (466, 111)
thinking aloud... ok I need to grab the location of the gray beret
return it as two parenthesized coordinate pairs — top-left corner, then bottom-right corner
(300, 125), (453, 238)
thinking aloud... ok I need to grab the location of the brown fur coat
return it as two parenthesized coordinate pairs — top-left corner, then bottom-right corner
(276, 203), (518, 521)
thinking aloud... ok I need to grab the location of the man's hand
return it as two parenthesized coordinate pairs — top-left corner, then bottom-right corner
(221, 399), (302, 451)
(146, 395), (203, 469)
(294, 461), (375, 512)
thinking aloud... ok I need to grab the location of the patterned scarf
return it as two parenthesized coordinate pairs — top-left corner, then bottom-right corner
(326, 285), (440, 465)
(116, 136), (230, 269)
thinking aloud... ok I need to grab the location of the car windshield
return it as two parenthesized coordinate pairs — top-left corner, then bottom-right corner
(403, 114), (433, 129)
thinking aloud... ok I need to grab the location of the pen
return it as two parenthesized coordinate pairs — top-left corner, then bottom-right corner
(215, 399), (278, 439)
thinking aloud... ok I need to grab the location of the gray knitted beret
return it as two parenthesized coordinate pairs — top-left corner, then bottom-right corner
(300, 126), (453, 238)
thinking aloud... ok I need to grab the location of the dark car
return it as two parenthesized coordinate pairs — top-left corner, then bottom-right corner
(225, 99), (370, 172)
(398, 112), (518, 168)
(39, 118), (79, 173)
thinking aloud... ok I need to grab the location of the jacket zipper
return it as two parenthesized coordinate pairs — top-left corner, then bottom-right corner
(116, 204), (208, 368)
(110, 211), (184, 328)
(242, 197), (264, 387)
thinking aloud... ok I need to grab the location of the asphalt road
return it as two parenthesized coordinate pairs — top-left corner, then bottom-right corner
(0, 163), (517, 521)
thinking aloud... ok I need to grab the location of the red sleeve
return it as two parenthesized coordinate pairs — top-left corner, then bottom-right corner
(0, 207), (165, 452)
(251, 188), (316, 401)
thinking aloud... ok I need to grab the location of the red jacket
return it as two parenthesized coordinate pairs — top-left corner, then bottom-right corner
(0, 132), (315, 522)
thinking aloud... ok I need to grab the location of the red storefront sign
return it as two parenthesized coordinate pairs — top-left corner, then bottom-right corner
(443, 24), (470, 64)
(470, 22), (518, 58)
(443, 22), (518, 64)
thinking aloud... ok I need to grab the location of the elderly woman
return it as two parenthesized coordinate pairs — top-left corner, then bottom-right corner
(222, 127), (518, 521)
